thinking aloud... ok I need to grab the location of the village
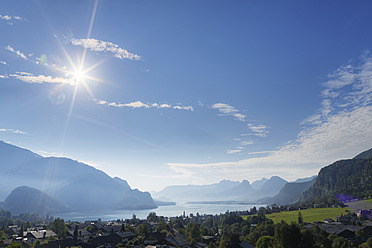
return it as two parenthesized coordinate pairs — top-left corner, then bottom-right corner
(0, 206), (372, 248)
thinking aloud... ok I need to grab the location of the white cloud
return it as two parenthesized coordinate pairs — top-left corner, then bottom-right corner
(0, 15), (26, 25)
(227, 149), (242, 154)
(9, 72), (72, 84)
(70, 38), (141, 61)
(0, 15), (26, 22)
(93, 99), (194, 111)
(0, 128), (26, 134)
(5, 45), (28, 60)
(0, 75), (9, 79)
(247, 123), (268, 137)
(211, 103), (246, 121)
(0, 61), (6, 65)
(240, 140), (253, 146)
(0, 15), (11, 21)
(166, 53), (372, 185)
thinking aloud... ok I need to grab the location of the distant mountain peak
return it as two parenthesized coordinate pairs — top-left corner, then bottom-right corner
(2, 186), (70, 215)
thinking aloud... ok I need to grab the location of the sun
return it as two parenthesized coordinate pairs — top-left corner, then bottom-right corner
(72, 68), (86, 83)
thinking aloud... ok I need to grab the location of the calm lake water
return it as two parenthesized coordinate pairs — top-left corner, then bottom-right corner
(55, 202), (265, 221)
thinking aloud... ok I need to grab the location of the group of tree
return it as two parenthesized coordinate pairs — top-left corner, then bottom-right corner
(137, 211), (372, 248)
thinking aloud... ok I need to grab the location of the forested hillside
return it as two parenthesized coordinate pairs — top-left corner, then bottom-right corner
(301, 150), (372, 203)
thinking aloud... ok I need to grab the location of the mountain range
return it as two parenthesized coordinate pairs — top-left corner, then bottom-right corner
(1, 140), (371, 215)
(154, 148), (372, 206)
(153, 176), (292, 203)
(0, 141), (156, 215)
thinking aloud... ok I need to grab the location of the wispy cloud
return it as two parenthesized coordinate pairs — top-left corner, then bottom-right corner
(240, 140), (254, 146)
(166, 53), (372, 184)
(211, 103), (246, 121)
(5, 45), (28, 60)
(227, 149), (242, 154)
(0, 61), (6, 65)
(247, 123), (269, 137)
(9, 72), (72, 84)
(93, 99), (193, 111)
(70, 38), (141, 61)
(0, 128), (26, 134)
(0, 14), (27, 24)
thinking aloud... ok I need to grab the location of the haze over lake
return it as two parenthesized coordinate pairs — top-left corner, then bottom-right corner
(55, 202), (265, 222)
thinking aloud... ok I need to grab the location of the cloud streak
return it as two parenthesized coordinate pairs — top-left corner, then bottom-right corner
(0, 15), (27, 24)
(5, 45), (28, 60)
(166, 53), (372, 185)
(93, 99), (194, 111)
(8, 72), (72, 84)
(0, 128), (26, 134)
(211, 103), (246, 121)
(247, 123), (269, 137)
(70, 38), (141, 61)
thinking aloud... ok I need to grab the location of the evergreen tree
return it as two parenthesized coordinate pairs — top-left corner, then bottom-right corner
(73, 225), (78, 242)
(298, 212), (303, 224)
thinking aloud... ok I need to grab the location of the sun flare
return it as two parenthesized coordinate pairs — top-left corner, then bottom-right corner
(73, 69), (86, 81)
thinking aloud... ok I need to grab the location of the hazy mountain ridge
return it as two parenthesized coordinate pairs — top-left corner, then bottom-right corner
(0, 141), (156, 214)
(154, 180), (241, 202)
(251, 178), (268, 190)
(259, 177), (317, 205)
(1, 186), (71, 215)
(293, 175), (317, 183)
(154, 176), (289, 203)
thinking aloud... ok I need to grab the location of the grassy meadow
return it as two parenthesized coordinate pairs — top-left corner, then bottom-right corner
(243, 207), (351, 224)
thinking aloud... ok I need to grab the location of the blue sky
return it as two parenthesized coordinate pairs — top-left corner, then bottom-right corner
(1, 0), (372, 191)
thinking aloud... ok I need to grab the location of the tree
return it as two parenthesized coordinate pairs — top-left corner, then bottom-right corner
(219, 233), (240, 248)
(255, 236), (274, 248)
(73, 225), (78, 242)
(298, 212), (303, 224)
(6, 242), (23, 248)
(367, 238), (372, 248)
(185, 223), (201, 245)
(136, 224), (149, 236)
(208, 242), (217, 248)
(274, 222), (301, 248)
(130, 214), (138, 225)
(147, 212), (159, 223)
(49, 218), (67, 239)
(0, 231), (7, 241)
(18, 225), (24, 237)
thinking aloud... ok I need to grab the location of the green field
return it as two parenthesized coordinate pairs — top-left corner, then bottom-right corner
(345, 199), (372, 211)
(243, 207), (351, 224)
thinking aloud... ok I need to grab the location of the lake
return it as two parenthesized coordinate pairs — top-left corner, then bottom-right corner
(55, 202), (265, 221)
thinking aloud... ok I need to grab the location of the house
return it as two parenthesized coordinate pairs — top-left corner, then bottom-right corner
(202, 235), (216, 244)
(90, 233), (122, 246)
(40, 238), (75, 248)
(67, 228), (92, 242)
(0, 239), (13, 248)
(356, 209), (372, 220)
(317, 223), (364, 241)
(116, 231), (137, 243)
(144, 232), (167, 246)
(165, 232), (189, 247)
(324, 218), (334, 224)
(25, 230), (57, 243)
(240, 240), (255, 248)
